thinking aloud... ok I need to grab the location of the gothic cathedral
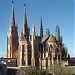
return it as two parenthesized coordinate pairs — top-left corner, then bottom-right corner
(6, 3), (69, 69)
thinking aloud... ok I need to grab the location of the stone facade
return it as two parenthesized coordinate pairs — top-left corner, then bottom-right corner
(6, 3), (69, 70)
(6, 3), (18, 58)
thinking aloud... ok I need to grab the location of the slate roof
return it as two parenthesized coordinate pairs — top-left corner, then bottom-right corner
(41, 35), (49, 43)
(41, 35), (56, 43)
(47, 35), (56, 42)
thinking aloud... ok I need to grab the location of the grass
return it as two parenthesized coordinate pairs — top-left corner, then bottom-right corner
(54, 66), (75, 75)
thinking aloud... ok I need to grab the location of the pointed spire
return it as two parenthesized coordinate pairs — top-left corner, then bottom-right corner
(20, 27), (23, 37)
(10, 1), (15, 27)
(40, 17), (43, 38)
(32, 23), (36, 35)
(56, 25), (60, 41)
(32, 23), (36, 40)
(21, 4), (29, 35)
(46, 28), (50, 36)
(24, 4), (27, 24)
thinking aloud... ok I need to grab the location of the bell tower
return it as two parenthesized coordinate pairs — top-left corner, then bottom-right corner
(6, 1), (18, 58)
(18, 4), (31, 66)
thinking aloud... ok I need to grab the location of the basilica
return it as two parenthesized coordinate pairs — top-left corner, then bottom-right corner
(6, 3), (69, 69)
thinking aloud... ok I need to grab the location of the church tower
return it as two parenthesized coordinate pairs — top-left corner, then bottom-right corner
(6, 2), (18, 58)
(18, 4), (31, 66)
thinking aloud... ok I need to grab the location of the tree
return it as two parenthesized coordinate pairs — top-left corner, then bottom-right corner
(16, 67), (53, 75)
(16, 66), (36, 75)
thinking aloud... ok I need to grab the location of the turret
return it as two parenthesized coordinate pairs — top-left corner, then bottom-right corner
(32, 24), (36, 40)
(55, 25), (60, 41)
(46, 28), (50, 36)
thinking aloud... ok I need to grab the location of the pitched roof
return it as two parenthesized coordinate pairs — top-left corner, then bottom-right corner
(47, 35), (56, 42)
(41, 35), (56, 43)
(41, 35), (49, 43)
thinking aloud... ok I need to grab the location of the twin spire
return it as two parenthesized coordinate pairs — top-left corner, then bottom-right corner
(24, 4), (27, 24)
(10, 1), (43, 39)
(20, 4), (29, 37)
(10, 1), (27, 29)
(10, 1), (15, 27)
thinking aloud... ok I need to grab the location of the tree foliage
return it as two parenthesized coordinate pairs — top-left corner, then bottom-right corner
(16, 67), (52, 75)
(16, 66), (75, 75)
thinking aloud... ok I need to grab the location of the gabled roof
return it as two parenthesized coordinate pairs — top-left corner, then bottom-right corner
(41, 35), (49, 43)
(47, 35), (56, 42)
(41, 35), (56, 43)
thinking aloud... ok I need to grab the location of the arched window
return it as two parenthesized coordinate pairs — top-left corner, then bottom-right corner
(50, 45), (52, 51)
(24, 44), (25, 52)
(46, 58), (48, 69)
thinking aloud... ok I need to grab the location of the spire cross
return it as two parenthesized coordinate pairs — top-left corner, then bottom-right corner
(12, 1), (14, 8)
(12, 1), (14, 4)
(24, 4), (26, 8)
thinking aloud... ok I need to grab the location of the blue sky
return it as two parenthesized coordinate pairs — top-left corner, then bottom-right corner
(0, 0), (74, 57)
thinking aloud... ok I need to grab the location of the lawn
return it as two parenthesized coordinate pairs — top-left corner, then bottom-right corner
(54, 66), (75, 75)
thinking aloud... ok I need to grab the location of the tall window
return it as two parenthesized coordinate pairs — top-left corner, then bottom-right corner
(46, 58), (48, 69)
